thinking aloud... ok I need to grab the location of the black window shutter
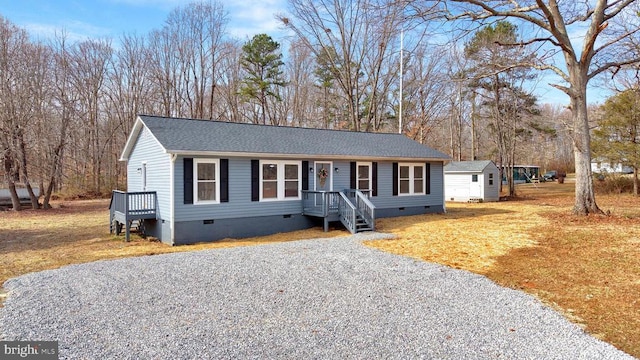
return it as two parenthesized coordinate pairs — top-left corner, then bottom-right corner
(392, 162), (398, 196)
(184, 158), (193, 204)
(350, 162), (356, 189)
(220, 159), (229, 202)
(302, 161), (309, 191)
(251, 160), (259, 201)
(372, 162), (378, 196)
(425, 162), (431, 195)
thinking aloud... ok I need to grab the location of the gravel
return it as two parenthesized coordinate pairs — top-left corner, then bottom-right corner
(0, 233), (635, 359)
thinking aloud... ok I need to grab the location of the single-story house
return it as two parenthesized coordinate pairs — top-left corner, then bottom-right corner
(591, 158), (633, 174)
(110, 115), (450, 245)
(444, 160), (500, 202)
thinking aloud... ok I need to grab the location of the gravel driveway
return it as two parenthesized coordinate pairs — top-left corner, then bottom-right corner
(0, 233), (634, 359)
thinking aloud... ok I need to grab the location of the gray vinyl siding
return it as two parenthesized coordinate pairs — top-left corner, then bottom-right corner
(371, 161), (444, 209)
(174, 156), (307, 221)
(173, 157), (445, 222)
(126, 127), (172, 221)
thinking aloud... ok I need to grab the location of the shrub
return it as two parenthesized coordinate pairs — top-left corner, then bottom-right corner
(594, 173), (635, 194)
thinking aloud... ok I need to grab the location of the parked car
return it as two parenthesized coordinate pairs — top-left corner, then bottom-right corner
(543, 170), (557, 181)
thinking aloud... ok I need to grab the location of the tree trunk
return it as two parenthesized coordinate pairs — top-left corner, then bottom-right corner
(17, 132), (39, 209)
(570, 85), (602, 214)
(3, 151), (21, 210)
(470, 91), (477, 160)
(634, 167), (639, 196)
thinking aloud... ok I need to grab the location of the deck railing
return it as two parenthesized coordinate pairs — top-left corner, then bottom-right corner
(109, 190), (157, 217)
(109, 190), (157, 242)
(337, 192), (357, 233)
(343, 189), (375, 231)
(301, 190), (341, 217)
(302, 189), (375, 233)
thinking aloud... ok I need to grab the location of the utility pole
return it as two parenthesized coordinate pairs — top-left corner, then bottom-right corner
(399, 28), (403, 134)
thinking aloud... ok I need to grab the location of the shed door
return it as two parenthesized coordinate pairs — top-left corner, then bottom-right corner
(470, 173), (482, 197)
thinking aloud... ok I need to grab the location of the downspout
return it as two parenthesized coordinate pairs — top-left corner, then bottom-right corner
(442, 161), (447, 214)
(170, 153), (177, 245)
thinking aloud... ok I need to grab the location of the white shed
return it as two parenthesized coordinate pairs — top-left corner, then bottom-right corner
(444, 160), (500, 202)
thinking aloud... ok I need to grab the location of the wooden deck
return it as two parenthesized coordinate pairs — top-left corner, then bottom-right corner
(109, 190), (157, 241)
(302, 190), (375, 233)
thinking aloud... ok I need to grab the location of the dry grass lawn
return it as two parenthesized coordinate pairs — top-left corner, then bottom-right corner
(366, 180), (640, 358)
(0, 200), (348, 301)
(1, 182), (639, 357)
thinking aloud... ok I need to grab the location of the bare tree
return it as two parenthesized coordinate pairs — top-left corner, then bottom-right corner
(0, 16), (43, 209)
(40, 33), (76, 208)
(426, 0), (640, 214)
(68, 39), (113, 195)
(285, 38), (319, 127)
(402, 44), (450, 146)
(280, 0), (388, 131)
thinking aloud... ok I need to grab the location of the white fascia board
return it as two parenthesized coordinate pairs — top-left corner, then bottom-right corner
(165, 150), (448, 162)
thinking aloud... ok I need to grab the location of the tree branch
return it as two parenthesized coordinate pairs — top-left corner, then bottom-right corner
(603, 0), (637, 21)
(589, 56), (640, 80)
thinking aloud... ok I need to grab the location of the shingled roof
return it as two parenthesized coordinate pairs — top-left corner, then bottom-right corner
(121, 115), (450, 161)
(444, 160), (495, 173)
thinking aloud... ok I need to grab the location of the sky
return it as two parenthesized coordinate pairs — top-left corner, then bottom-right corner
(0, 0), (289, 42)
(0, 0), (612, 106)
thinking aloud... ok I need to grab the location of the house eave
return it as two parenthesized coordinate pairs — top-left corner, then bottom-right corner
(165, 149), (448, 162)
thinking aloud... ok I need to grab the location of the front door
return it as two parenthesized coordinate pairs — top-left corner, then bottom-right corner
(314, 162), (332, 191)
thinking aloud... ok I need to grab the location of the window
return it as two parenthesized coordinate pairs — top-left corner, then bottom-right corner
(194, 159), (219, 204)
(260, 160), (301, 200)
(399, 163), (425, 195)
(262, 163), (278, 199)
(489, 173), (494, 185)
(357, 162), (371, 191)
(472, 174), (478, 182)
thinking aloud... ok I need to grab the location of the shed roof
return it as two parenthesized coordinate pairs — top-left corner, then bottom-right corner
(444, 160), (496, 173)
(121, 115), (450, 161)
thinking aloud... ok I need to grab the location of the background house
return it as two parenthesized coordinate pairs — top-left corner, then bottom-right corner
(112, 115), (450, 245)
(444, 160), (500, 202)
(591, 158), (633, 174)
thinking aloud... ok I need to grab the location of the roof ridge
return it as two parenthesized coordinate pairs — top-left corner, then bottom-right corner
(138, 114), (407, 137)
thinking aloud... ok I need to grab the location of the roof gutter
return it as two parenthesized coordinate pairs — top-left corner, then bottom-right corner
(164, 149), (449, 162)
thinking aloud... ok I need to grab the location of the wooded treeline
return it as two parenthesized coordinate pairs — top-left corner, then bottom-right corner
(1, 0), (638, 210)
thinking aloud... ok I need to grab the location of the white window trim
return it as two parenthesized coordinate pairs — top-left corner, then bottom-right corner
(194, 158), (220, 205)
(398, 163), (425, 195)
(356, 161), (372, 191)
(259, 160), (302, 201)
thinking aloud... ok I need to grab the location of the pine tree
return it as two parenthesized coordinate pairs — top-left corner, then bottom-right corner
(593, 89), (640, 195)
(239, 34), (286, 125)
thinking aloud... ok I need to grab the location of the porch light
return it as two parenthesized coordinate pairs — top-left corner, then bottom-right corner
(334, 167), (339, 173)
(310, 167), (314, 173)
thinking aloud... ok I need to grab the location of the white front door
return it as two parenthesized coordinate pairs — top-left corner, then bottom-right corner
(314, 162), (332, 191)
